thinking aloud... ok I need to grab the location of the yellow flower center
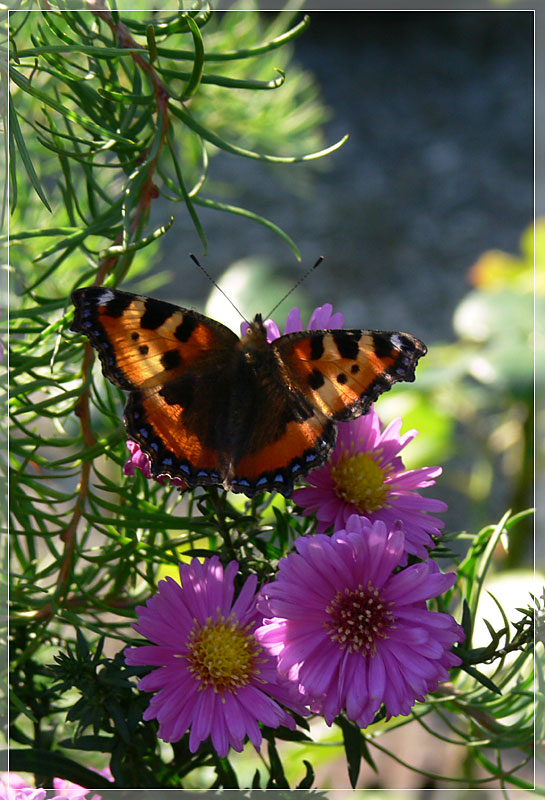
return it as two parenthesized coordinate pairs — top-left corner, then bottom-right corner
(330, 450), (389, 513)
(185, 615), (263, 694)
(325, 581), (395, 656)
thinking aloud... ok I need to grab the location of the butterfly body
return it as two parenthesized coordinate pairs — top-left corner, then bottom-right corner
(71, 288), (427, 497)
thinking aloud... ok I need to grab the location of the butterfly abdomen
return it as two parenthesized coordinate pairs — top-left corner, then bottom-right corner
(226, 344), (288, 460)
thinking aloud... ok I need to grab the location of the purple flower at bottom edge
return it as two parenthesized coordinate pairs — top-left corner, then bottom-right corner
(0, 774), (93, 800)
(0, 774), (47, 800)
(1, 769), (111, 800)
(53, 767), (112, 800)
(123, 439), (153, 479)
(293, 406), (447, 561)
(125, 556), (306, 757)
(256, 516), (464, 729)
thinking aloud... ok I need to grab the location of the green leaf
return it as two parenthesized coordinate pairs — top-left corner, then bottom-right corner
(146, 24), (158, 64)
(267, 726), (312, 743)
(122, 8), (212, 36)
(482, 616), (505, 651)
(337, 715), (363, 788)
(32, 201), (123, 261)
(10, 66), (137, 147)
(460, 510), (513, 629)
(213, 755), (239, 789)
(101, 216), (174, 257)
(40, 11), (80, 47)
(272, 506), (289, 550)
(169, 101), (348, 164)
(97, 87), (154, 105)
(9, 690), (38, 723)
(158, 65), (286, 91)
(180, 13), (205, 101)
(166, 134), (207, 252)
(75, 628), (90, 659)
(251, 769), (261, 788)
(266, 738), (289, 788)
(462, 664), (503, 694)
(192, 195), (300, 260)
(296, 760), (315, 789)
(505, 507), (534, 528)
(156, 14), (310, 61)
(8, 97), (18, 214)
(7, 226), (88, 242)
(58, 734), (115, 752)
(461, 598), (472, 645)
(15, 44), (145, 58)
(9, 94), (52, 211)
(360, 735), (379, 774)
(103, 696), (131, 743)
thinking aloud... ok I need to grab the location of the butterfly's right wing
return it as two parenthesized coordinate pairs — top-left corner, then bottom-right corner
(274, 328), (427, 422)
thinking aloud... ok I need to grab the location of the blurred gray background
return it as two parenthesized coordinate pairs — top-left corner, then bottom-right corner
(150, 8), (533, 344)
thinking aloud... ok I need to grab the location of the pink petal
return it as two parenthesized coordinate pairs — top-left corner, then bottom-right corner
(284, 307), (303, 333)
(189, 689), (215, 752)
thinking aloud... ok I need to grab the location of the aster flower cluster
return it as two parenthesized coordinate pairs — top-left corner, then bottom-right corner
(127, 527), (463, 755)
(123, 305), (464, 759)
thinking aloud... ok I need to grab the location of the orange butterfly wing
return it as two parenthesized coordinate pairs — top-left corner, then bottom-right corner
(226, 328), (426, 495)
(71, 287), (239, 486)
(274, 328), (427, 421)
(230, 414), (336, 495)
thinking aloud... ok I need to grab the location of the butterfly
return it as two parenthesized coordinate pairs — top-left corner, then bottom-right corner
(71, 287), (427, 497)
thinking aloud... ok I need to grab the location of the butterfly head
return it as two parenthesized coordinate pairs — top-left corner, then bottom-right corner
(239, 313), (269, 347)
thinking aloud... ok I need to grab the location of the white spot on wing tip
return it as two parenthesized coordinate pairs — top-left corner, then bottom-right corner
(390, 334), (404, 350)
(97, 289), (115, 304)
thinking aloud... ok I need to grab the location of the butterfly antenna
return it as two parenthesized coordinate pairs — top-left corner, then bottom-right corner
(266, 256), (324, 319)
(189, 253), (249, 324)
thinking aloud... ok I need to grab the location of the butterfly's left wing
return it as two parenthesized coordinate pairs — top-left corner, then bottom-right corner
(273, 327), (427, 422)
(71, 287), (241, 486)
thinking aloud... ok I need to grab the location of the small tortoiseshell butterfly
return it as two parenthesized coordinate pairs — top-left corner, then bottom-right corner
(71, 288), (427, 497)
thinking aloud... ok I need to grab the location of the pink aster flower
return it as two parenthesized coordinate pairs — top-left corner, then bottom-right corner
(125, 556), (304, 757)
(123, 440), (185, 488)
(293, 406), (447, 560)
(256, 516), (464, 728)
(240, 303), (344, 342)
